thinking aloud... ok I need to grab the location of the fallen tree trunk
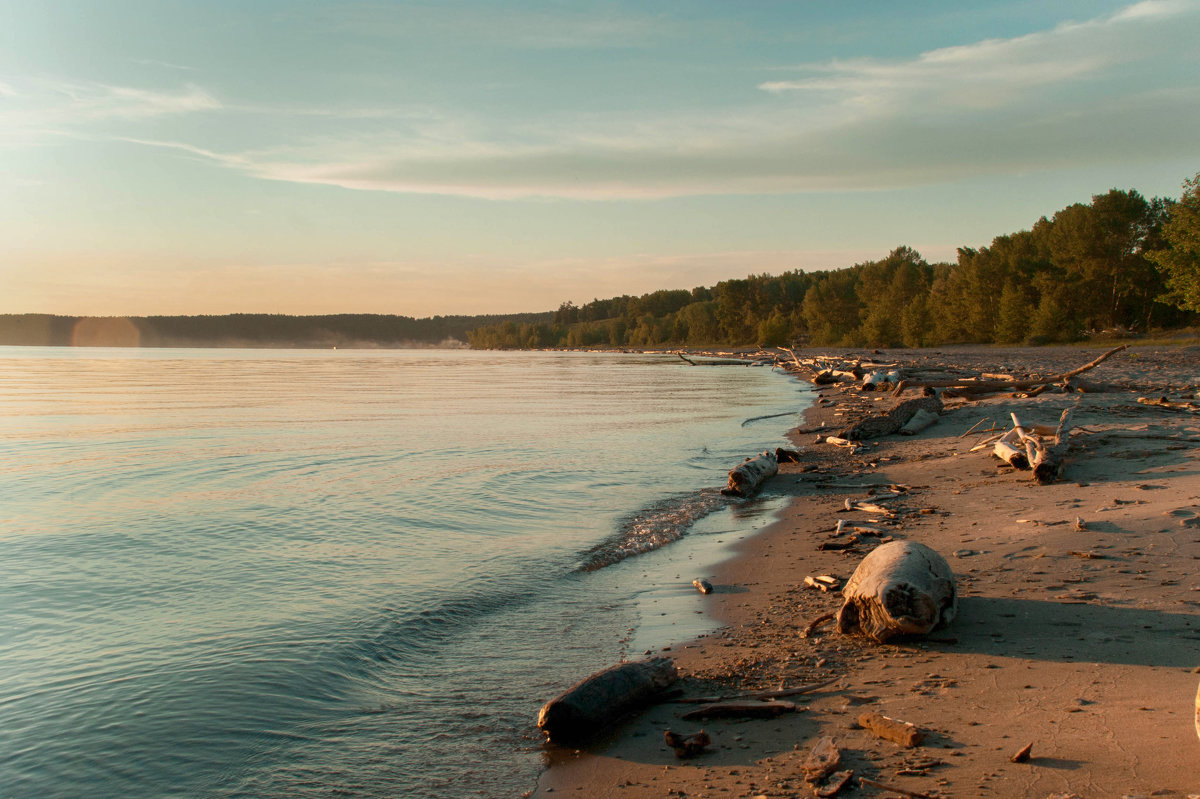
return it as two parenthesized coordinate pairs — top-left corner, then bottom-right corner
(537, 657), (678, 744)
(1032, 408), (1074, 485)
(722, 450), (778, 496)
(836, 396), (943, 441)
(893, 344), (1129, 395)
(837, 541), (957, 642)
(680, 700), (796, 721)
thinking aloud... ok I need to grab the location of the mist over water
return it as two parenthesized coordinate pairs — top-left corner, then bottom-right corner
(0, 348), (809, 798)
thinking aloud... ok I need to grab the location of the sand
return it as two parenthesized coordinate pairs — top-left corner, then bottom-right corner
(530, 344), (1200, 799)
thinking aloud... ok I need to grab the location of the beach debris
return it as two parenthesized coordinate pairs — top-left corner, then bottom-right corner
(835, 395), (943, 441)
(835, 519), (889, 536)
(537, 657), (678, 744)
(722, 450), (779, 496)
(898, 408), (940, 435)
(663, 729), (710, 759)
(775, 446), (803, 463)
(815, 770), (855, 797)
(989, 409), (1077, 483)
(993, 426), (1031, 469)
(842, 499), (897, 517)
(676, 677), (838, 705)
(825, 435), (862, 449)
(679, 699), (797, 721)
(889, 344), (1128, 396)
(837, 541), (957, 642)
(861, 370), (902, 392)
(1196, 680), (1200, 742)
(1031, 408), (1075, 485)
(802, 736), (842, 782)
(1138, 395), (1200, 412)
(858, 776), (935, 798)
(1011, 742), (1034, 763)
(801, 612), (837, 639)
(692, 577), (714, 594)
(804, 574), (842, 592)
(857, 711), (926, 747)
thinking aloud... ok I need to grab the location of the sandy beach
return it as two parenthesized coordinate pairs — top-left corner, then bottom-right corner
(531, 344), (1200, 799)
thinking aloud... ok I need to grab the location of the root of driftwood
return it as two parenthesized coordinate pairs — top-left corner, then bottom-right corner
(801, 611), (837, 639)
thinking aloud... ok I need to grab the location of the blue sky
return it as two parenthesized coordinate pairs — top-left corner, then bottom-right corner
(2, 0), (1198, 316)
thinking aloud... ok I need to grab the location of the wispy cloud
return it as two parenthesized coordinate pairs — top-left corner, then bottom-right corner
(758, 0), (1196, 111)
(10, 0), (1196, 201)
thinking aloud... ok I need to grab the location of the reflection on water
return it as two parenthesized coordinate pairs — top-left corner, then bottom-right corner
(0, 347), (809, 798)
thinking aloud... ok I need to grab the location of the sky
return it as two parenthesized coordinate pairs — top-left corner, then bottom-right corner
(1, 0), (1198, 317)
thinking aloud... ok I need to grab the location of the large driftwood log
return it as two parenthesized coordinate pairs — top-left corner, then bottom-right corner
(892, 344), (1128, 395)
(836, 396), (943, 441)
(723, 450), (778, 496)
(537, 657), (677, 743)
(837, 541), (957, 642)
(1032, 408), (1074, 485)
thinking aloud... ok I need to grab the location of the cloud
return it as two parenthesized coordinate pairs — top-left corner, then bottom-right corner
(758, 0), (1196, 111)
(13, 0), (1196, 200)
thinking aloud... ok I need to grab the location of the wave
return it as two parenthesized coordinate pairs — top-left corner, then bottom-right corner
(576, 487), (732, 571)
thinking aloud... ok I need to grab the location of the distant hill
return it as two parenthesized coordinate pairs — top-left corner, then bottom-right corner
(0, 312), (554, 348)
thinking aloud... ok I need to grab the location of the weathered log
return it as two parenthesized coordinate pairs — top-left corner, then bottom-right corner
(722, 450), (778, 496)
(816, 770), (854, 797)
(664, 729), (710, 758)
(898, 408), (939, 435)
(836, 396), (943, 441)
(837, 541), (957, 642)
(992, 427), (1030, 469)
(802, 736), (841, 782)
(893, 344), (1129, 393)
(858, 711), (925, 747)
(1032, 408), (1074, 485)
(680, 700), (796, 721)
(537, 657), (678, 743)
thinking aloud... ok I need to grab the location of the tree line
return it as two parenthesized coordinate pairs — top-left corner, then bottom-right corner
(0, 312), (554, 348)
(468, 173), (1200, 350)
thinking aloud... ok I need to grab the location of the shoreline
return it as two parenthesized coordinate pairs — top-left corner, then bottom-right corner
(531, 343), (1200, 798)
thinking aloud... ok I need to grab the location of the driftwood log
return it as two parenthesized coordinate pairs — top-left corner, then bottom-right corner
(680, 700), (796, 721)
(723, 450), (778, 496)
(891, 344), (1128, 396)
(837, 541), (957, 642)
(836, 396), (943, 441)
(1032, 408), (1074, 484)
(537, 657), (677, 744)
(858, 711), (926, 747)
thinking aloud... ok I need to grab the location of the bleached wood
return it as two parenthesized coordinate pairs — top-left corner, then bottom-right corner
(836, 541), (957, 642)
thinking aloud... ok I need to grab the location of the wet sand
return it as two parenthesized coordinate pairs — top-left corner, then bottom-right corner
(531, 344), (1200, 798)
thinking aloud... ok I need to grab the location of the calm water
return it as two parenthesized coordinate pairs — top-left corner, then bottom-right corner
(0, 347), (809, 798)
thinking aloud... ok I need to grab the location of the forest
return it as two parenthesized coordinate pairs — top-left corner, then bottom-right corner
(468, 173), (1200, 350)
(0, 311), (553, 348)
